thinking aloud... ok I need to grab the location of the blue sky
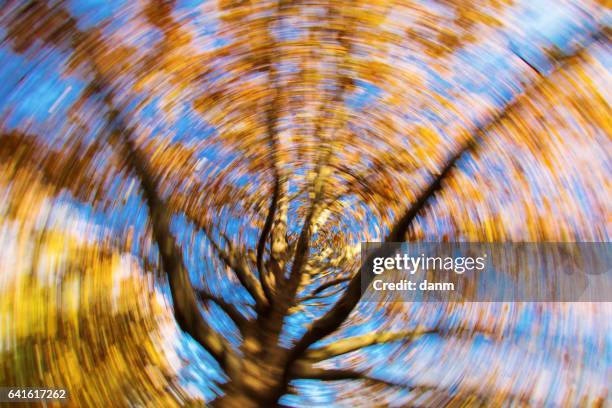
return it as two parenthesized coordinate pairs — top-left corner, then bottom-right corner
(1, 0), (610, 405)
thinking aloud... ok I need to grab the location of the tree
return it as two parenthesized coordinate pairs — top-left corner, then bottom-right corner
(0, 0), (610, 406)
(0, 165), (194, 406)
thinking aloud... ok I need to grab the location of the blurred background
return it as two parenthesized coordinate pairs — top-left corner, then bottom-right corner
(0, 0), (610, 406)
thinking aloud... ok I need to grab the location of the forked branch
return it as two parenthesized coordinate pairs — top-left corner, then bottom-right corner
(286, 29), (605, 366)
(202, 225), (269, 312)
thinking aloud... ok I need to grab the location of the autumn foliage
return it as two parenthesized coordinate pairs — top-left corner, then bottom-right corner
(0, 0), (610, 406)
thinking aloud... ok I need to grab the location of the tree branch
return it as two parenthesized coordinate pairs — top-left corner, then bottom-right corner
(298, 275), (353, 303)
(256, 171), (279, 300)
(310, 277), (352, 296)
(301, 329), (436, 362)
(298, 286), (345, 304)
(202, 225), (269, 312)
(286, 29), (605, 366)
(285, 197), (319, 289)
(5, 1), (240, 371)
(105, 102), (238, 371)
(290, 363), (426, 391)
(282, 1), (357, 296)
(256, 62), (286, 300)
(290, 363), (529, 406)
(197, 290), (250, 335)
(284, 150), (336, 298)
(265, 0), (292, 279)
(291, 365), (382, 383)
(387, 28), (606, 242)
(385, 137), (477, 242)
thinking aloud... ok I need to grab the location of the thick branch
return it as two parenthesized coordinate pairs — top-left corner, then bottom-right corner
(6, 2), (239, 371)
(386, 138), (477, 242)
(105, 103), (237, 371)
(387, 29), (606, 242)
(302, 329), (435, 362)
(286, 30), (604, 366)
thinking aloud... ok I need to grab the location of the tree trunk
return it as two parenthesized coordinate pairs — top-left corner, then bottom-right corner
(212, 357), (289, 408)
(213, 316), (291, 408)
(213, 384), (284, 408)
